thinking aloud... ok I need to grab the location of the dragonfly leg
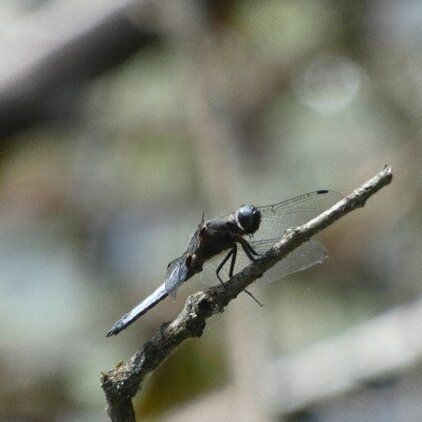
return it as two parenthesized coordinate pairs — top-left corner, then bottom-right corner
(216, 245), (237, 285)
(238, 237), (259, 261)
(243, 289), (263, 307)
(226, 242), (262, 307)
(216, 243), (263, 307)
(228, 245), (237, 278)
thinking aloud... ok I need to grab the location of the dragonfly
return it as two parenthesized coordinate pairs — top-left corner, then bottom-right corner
(106, 190), (341, 337)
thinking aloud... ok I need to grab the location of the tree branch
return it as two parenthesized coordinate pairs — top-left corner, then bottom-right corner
(101, 165), (393, 422)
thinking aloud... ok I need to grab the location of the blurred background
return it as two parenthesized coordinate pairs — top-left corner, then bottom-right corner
(0, 1), (420, 421)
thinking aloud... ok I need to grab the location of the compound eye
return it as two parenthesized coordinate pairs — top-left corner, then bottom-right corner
(237, 205), (255, 230)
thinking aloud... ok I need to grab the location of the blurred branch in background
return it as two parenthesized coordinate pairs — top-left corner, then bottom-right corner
(101, 166), (392, 422)
(0, 0), (156, 136)
(263, 295), (422, 416)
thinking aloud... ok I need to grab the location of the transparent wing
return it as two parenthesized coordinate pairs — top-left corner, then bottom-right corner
(252, 239), (327, 283)
(200, 239), (327, 287)
(252, 190), (342, 243)
(165, 256), (190, 298)
(201, 191), (341, 287)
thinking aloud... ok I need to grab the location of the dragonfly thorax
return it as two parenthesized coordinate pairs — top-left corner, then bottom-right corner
(235, 204), (261, 234)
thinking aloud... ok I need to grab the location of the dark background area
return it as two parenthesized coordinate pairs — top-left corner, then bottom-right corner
(0, 1), (421, 421)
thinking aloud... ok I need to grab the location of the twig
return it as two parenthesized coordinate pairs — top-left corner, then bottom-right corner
(101, 165), (393, 422)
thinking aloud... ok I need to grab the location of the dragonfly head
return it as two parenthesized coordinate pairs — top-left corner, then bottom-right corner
(236, 204), (261, 234)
